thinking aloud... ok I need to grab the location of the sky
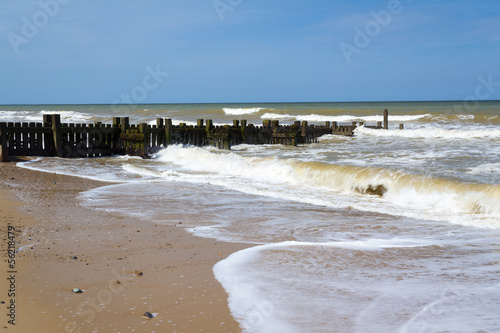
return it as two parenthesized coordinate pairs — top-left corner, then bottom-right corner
(1, 0), (499, 104)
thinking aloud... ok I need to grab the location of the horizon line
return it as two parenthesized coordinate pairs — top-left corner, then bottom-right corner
(1, 99), (500, 106)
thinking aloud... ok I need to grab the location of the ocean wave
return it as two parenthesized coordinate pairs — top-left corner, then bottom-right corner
(223, 107), (262, 115)
(261, 113), (430, 123)
(152, 146), (500, 228)
(0, 111), (34, 121)
(0, 110), (94, 123)
(355, 126), (500, 139)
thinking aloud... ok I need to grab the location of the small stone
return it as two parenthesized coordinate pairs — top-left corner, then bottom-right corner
(0, 301), (5, 304)
(143, 312), (154, 319)
(133, 271), (144, 276)
(72, 288), (83, 294)
(70, 256), (78, 260)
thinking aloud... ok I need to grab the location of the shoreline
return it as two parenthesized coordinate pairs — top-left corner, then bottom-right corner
(0, 159), (248, 332)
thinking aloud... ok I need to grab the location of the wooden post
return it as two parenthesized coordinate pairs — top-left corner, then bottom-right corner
(0, 123), (8, 162)
(81, 124), (88, 155)
(197, 119), (204, 128)
(43, 114), (51, 127)
(241, 120), (247, 128)
(35, 123), (42, 153)
(51, 114), (62, 157)
(399, 124), (404, 130)
(139, 123), (149, 158)
(120, 117), (130, 132)
(88, 124), (96, 157)
(165, 119), (172, 145)
(383, 109), (388, 130)
(68, 124), (75, 156)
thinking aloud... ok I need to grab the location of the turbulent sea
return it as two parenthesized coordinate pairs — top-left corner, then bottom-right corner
(2, 101), (500, 332)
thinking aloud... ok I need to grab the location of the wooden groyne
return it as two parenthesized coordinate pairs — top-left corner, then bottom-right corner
(0, 110), (395, 162)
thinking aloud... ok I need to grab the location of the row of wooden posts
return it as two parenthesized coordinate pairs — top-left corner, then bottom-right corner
(0, 110), (396, 162)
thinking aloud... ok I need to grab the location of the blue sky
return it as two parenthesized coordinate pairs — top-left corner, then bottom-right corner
(1, 0), (499, 104)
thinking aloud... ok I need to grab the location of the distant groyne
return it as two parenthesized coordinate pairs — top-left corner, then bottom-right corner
(0, 110), (396, 162)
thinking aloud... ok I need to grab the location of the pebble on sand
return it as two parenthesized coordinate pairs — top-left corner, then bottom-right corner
(143, 312), (156, 319)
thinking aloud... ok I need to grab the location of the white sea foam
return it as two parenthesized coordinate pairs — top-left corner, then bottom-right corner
(224, 107), (262, 115)
(215, 237), (500, 333)
(467, 163), (500, 175)
(458, 114), (474, 120)
(0, 110), (94, 123)
(16, 157), (136, 183)
(146, 119), (201, 127)
(261, 113), (430, 123)
(355, 125), (500, 139)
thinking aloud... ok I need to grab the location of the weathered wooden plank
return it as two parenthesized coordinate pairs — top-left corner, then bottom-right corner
(28, 123), (36, 151)
(81, 124), (88, 153)
(51, 115), (63, 157)
(384, 109), (388, 130)
(0, 123), (8, 162)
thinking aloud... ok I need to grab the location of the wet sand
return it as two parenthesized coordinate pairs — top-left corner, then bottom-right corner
(0, 159), (247, 332)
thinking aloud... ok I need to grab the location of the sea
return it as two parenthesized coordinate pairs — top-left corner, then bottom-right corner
(2, 101), (500, 332)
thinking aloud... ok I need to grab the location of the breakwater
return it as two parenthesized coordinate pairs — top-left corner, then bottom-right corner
(0, 110), (394, 161)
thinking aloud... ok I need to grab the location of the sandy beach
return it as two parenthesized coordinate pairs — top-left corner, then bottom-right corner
(0, 159), (247, 332)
